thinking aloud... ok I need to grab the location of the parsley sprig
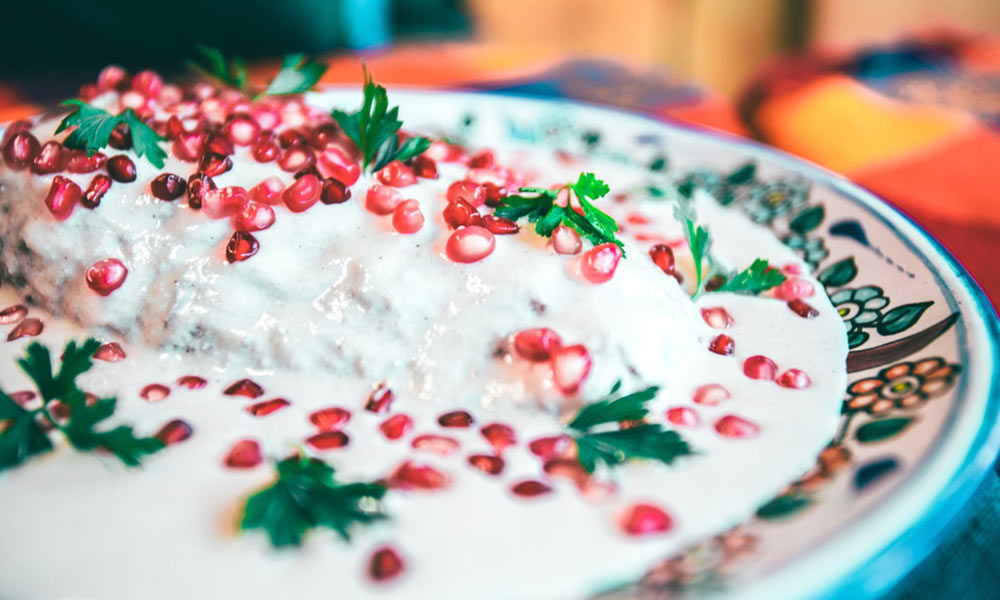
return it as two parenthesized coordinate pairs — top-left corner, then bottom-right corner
(56, 101), (167, 168)
(241, 454), (387, 548)
(674, 201), (711, 293)
(332, 65), (431, 172)
(717, 258), (787, 295)
(190, 45), (248, 91)
(566, 382), (692, 473)
(495, 172), (625, 253)
(190, 45), (327, 98)
(0, 339), (163, 471)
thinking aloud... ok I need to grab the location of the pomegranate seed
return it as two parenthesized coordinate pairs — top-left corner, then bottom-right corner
(203, 133), (234, 156)
(198, 152), (232, 177)
(7, 318), (43, 341)
(366, 385), (394, 414)
(581, 243), (622, 284)
(131, 70), (162, 97)
(150, 173), (186, 201)
(155, 419), (193, 445)
(412, 155), (438, 178)
(364, 184), (402, 216)
(309, 407), (352, 430)
(774, 278), (815, 301)
(9, 390), (37, 406)
(308, 123), (338, 150)
(708, 334), (734, 356)
(649, 244), (675, 275)
(66, 150), (107, 173)
(692, 383), (730, 406)
(282, 174), (321, 213)
(98, 65), (127, 90)
(387, 461), (449, 490)
(223, 115), (261, 146)
(715, 415), (760, 438)
(233, 202), (276, 232)
(482, 182), (508, 207)
(369, 546), (405, 582)
(442, 200), (478, 229)
(552, 225), (582, 255)
(777, 368), (811, 389)
(380, 414), (414, 440)
(513, 328), (562, 362)
(203, 186), (249, 219)
(392, 199), (424, 233)
(377, 160), (417, 187)
(85, 258), (128, 295)
(426, 140), (467, 162)
(511, 480), (552, 498)
(666, 406), (700, 426)
(445, 226), (495, 263)
(468, 454), (505, 475)
(307, 431), (350, 450)
(465, 168), (505, 187)
(2, 131), (41, 169)
(543, 458), (589, 485)
(177, 375), (207, 389)
(81, 174), (112, 209)
(550, 344), (592, 394)
(278, 129), (308, 148)
(277, 145), (316, 173)
(411, 434), (460, 456)
(30, 141), (66, 174)
(620, 503), (672, 536)
(44, 176), (81, 220)
(106, 154), (136, 182)
(0, 305), (28, 325)
(446, 180), (486, 207)
(108, 122), (132, 150)
(744, 355), (778, 380)
(224, 378), (264, 398)
(246, 398), (290, 416)
(438, 410), (474, 428)
(250, 177), (284, 205)
(140, 384), (170, 402)
(480, 423), (517, 453)
(701, 307), (734, 329)
(225, 439), (262, 468)
(172, 131), (206, 162)
(529, 434), (574, 460)
(0, 120), (30, 152)
(93, 342), (126, 362)
(467, 149), (494, 168)
(788, 298), (820, 319)
(482, 214), (519, 235)
(320, 178), (351, 205)
(317, 147), (360, 185)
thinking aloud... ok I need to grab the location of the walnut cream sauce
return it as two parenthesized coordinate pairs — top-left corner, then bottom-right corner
(0, 70), (847, 600)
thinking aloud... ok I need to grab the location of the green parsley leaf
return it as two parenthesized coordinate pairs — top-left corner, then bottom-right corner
(0, 391), (53, 471)
(189, 45), (249, 92)
(264, 53), (328, 97)
(673, 201), (711, 296)
(568, 385), (659, 431)
(120, 110), (168, 168)
(241, 454), (387, 547)
(716, 258), (786, 295)
(56, 102), (166, 168)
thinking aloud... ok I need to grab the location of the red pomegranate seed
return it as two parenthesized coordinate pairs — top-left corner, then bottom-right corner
(368, 546), (405, 582)
(715, 415), (760, 438)
(442, 199), (478, 229)
(465, 167), (505, 187)
(278, 129), (308, 148)
(480, 422), (517, 453)
(106, 154), (136, 182)
(308, 123), (338, 150)
(307, 431), (350, 450)
(788, 299), (820, 319)
(317, 147), (360, 185)
(277, 146), (316, 173)
(204, 135), (235, 158)
(364, 184), (402, 215)
(85, 258), (128, 295)
(93, 342), (126, 362)
(666, 406), (700, 427)
(387, 461), (449, 490)
(44, 176), (82, 220)
(282, 174), (321, 213)
(198, 152), (232, 177)
(511, 480), (552, 498)
(164, 116), (185, 140)
(513, 328), (562, 362)
(131, 70), (162, 97)
(777, 368), (811, 389)
(223, 114), (261, 146)
(426, 140), (466, 162)
(0, 304), (28, 325)
(233, 202), (275, 232)
(186, 173), (216, 210)
(172, 131), (206, 162)
(309, 407), (352, 430)
(482, 214), (518, 235)
(140, 384), (170, 402)
(708, 334), (734, 356)
(2, 131), (41, 169)
(468, 454), (505, 475)
(150, 173), (186, 201)
(445, 226), (495, 263)
(224, 439), (262, 468)
(204, 186), (249, 219)
(224, 378), (264, 398)
(108, 122), (132, 150)
(620, 503), (672, 536)
(98, 65), (127, 90)
(392, 199), (424, 233)
(7, 318), (43, 341)
(320, 178), (351, 205)
(438, 410), (474, 428)
(529, 435), (574, 460)
(467, 149), (494, 168)
(552, 225), (582, 255)
(412, 154), (438, 178)
(744, 355), (778, 380)
(366, 385), (394, 414)
(66, 150), (107, 173)
(177, 375), (207, 389)
(376, 160), (417, 187)
(379, 414), (413, 440)
(482, 182), (508, 207)
(30, 141), (66, 174)
(81, 174), (112, 209)
(252, 139), (279, 162)
(550, 344), (592, 394)
(411, 434), (460, 456)
(250, 177), (284, 205)
(446, 180), (486, 207)
(9, 390), (37, 406)
(246, 398), (290, 416)
(772, 278), (814, 301)
(701, 307), (734, 329)
(581, 243), (622, 284)
(155, 419), (193, 445)
(692, 383), (730, 406)
(0, 120), (30, 150)
(649, 244), (675, 275)
(543, 458), (589, 485)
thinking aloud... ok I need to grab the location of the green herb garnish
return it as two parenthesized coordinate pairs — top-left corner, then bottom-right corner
(264, 53), (329, 96)
(56, 101), (167, 168)
(190, 46), (327, 99)
(190, 45), (249, 92)
(0, 339), (164, 471)
(566, 383), (692, 473)
(717, 258), (787, 295)
(495, 172), (625, 253)
(331, 65), (430, 172)
(673, 200), (711, 294)
(241, 453), (387, 548)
